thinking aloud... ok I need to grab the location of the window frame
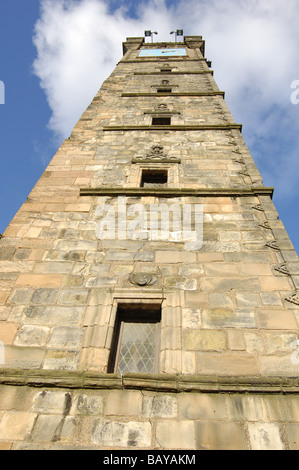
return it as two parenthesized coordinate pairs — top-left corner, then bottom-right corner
(108, 303), (162, 374)
(140, 169), (168, 187)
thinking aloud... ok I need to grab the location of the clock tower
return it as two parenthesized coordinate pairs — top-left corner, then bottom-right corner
(0, 35), (299, 450)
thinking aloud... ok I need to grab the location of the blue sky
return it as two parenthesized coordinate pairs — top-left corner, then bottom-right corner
(1, 0), (299, 255)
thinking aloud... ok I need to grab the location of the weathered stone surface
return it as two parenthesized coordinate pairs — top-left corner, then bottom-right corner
(92, 419), (152, 448)
(155, 420), (195, 449)
(248, 423), (285, 450)
(195, 422), (247, 450)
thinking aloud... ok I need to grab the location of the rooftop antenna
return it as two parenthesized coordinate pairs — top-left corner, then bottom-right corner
(170, 29), (184, 42)
(144, 30), (158, 43)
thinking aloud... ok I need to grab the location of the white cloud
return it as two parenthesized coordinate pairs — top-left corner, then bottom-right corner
(33, 0), (299, 197)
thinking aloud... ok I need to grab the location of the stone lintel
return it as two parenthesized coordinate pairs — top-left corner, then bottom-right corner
(0, 368), (299, 394)
(80, 187), (274, 199)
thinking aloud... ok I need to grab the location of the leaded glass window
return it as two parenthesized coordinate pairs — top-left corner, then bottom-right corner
(109, 304), (161, 374)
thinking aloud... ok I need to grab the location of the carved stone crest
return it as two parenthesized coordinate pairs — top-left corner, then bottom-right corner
(129, 272), (157, 287)
(132, 145), (181, 164)
(156, 103), (169, 111)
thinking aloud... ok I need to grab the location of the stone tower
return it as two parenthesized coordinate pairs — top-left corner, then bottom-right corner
(0, 35), (299, 451)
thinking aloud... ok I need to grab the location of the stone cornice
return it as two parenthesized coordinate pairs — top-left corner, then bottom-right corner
(121, 92), (225, 98)
(102, 123), (241, 132)
(80, 187), (274, 199)
(0, 369), (298, 394)
(134, 71), (214, 75)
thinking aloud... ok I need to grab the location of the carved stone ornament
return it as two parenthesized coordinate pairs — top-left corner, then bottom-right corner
(234, 157), (245, 164)
(129, 272), (157, 287)
(266, 240), (280, 251)
(286, 293), (299, 306)
(133, 145), (181, 164)
(156, 103), (169, 111)
(252, 204), (264, 212)
(239, 170), (250, 177)
(259, 221), (271, 230)
(275, 264), (290, 276)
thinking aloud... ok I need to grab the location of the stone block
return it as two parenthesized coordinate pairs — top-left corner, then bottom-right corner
(285, 424), (299, 450)
(260, 292), (282, 306)
(244, 333), (264, 354)
(92, 419), (152, 448)
(226, 395), (268, 421)
(257, 310), (298, 330)
(32, 391), (71, 414)
(4, 346), (45, 369)
(228, 330), (246, 351)
(58, 289), (90, 305)
(260, 276), (291, 291)
(0, 323), (18, 344)
(164, 276), (197, 291)
(202, 309), (257, 329)
(195, 422), (247, 450)
(9, 288), (33, 304)
(200, 277), (260, 292)
(178, 393), (227, 420)
(185, 291), (209, 309)
(155, 420), (195, 449)
(71, 393), (104, 416)
(156, 251), (197, 264)
(196, 353), (259, 376)
(266, 396), (299, 422)
(16, 274), (63, 288)
(47, 327), (83, 350)
(142, 395), (178, 418)
(14, 325), (50, 347)
(105, 390), (142, 417)
(235, 292), (260, 308)
(43, 350), (80, 371)
(182, 309), (201, 329)
(209, 293), (234, 308)
(183, 329), (227, 351)
(0, 412), (37, 441)
(31, 288), (59, 304)
(31, 414), (62, 442)
(23, 305), (84, 326)
(248, 423), (285, 450)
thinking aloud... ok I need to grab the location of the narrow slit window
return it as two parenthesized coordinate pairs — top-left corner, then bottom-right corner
(152, 117), (171, 126)
(141, 169), (168, 187)
(160, 68), (172, 73)
(109, 303), (161, 374)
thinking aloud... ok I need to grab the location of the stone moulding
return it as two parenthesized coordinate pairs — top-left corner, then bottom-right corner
(1, 369), (299, 394)
(103, 123), (240, 132)
(80, 187), (274, 198)
(121, 92), (225, 98)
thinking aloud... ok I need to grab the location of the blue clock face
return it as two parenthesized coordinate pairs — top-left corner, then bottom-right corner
(139, 48), (187, 57)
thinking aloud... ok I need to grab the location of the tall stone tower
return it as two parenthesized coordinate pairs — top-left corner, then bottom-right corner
(0, 35), (299, 451)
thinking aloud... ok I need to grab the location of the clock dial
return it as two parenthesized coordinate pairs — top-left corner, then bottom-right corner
(138, 48), (187, 57)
